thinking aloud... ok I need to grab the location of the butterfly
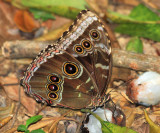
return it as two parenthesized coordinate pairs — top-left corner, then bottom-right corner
(21, 9), (112, 109)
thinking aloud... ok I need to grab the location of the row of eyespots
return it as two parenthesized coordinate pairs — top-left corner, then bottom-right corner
(46, 74), (62, 100)
(74, 29), (100, 54)
(46, 61), (81, 100)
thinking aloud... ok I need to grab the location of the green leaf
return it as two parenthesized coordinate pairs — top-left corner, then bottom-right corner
(20, 0), (88, 19)
(30, 8), (55, 21)
(26, 115), (43, 128)
(17, 125), (27, 132)
(25, 130), (30, 133)
(31, 129), (45, 133)
(107, 10), (141, 23)
(102, 121), (137, 133)
(115, 4), (160, 41)
(126, 36), (143, 53)
(22, 0), (87, 9)
(108, 9), (160, 24)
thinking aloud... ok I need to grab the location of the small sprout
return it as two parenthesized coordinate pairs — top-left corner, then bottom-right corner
(26, 115), (43, 128)
(17, 115), (44, 133)
(17, 125), (27, 132)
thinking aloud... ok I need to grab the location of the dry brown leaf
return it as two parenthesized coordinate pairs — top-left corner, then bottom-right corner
(111, 67), (131, 82)
(86, 0), (103, 14)
(43, 121), (53, 133)
(86, 0), (108, 18)
(28, 115), (78, 133)
(108, 89), (128, 107)
(120, 91), (134, 103)
(48, 117), (79, 133)
(5, 127), (17, 133)
(35, 22), (72, 41)
(152, 43), (160, 56)
(53, 127), (57, 133)
(23, 11), (38, 32)
(48, 110), (73, 133)
(0, 102), (15, 120)
(109, 86), (149, 130)
(123, 107), (143, 127)
(153, 111), (160, 115)
(14, 10), (38, 32)
(0, 0), (16, 25)
(28, 118), (56, 131)
(0, 0), (21, 46)
(49, 116), (67, 132)
(142, 0), (160, 9)
(0, 115), (13, 129)
(0, 74), (36, 114)
(0, 102), (14, 112)
(123, 107), (138, 126)
(0, 58), (12, 76)
(41, 15), (71, 30)
(125, 108), (136, 127)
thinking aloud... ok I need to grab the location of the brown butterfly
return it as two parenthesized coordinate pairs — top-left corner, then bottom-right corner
(21, 9), (112, 109)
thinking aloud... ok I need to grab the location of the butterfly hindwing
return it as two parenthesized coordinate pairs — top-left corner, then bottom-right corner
(22, 47), (100, 109)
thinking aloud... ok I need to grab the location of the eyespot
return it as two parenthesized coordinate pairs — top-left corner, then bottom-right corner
(48, 74), (60, 83)
(90, 29), (100, 40)
(47, 84), (59, 92)
(63, 62), (79, 77)
(82, 40), (92, 50)
(48, 92), (58, 100)
(74, 45), (84, 54)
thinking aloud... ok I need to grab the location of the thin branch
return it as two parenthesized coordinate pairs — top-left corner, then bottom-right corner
(2, 40), (52, 59)
(1, 40), (160, 73)
(112, 48), (160, 73)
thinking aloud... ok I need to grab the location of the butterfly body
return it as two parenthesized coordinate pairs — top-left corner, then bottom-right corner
(21, 10), (112, 109)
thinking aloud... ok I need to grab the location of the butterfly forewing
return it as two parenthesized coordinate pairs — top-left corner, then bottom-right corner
(57, 10), (112, 96)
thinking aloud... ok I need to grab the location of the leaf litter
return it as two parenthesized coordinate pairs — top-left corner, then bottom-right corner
(0, 0), (160, 133)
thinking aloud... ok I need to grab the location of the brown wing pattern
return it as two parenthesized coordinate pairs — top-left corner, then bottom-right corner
(56, 10), (112, 97)
(21, 9), (112, 109)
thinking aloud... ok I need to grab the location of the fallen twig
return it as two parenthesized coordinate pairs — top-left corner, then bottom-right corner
(112, 48), (160, 73)
(1, 41), (160, 73)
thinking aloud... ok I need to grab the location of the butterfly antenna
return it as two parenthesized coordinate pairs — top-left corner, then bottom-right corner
(107, 78), (134, 95)
(115, 78), (134, 89)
